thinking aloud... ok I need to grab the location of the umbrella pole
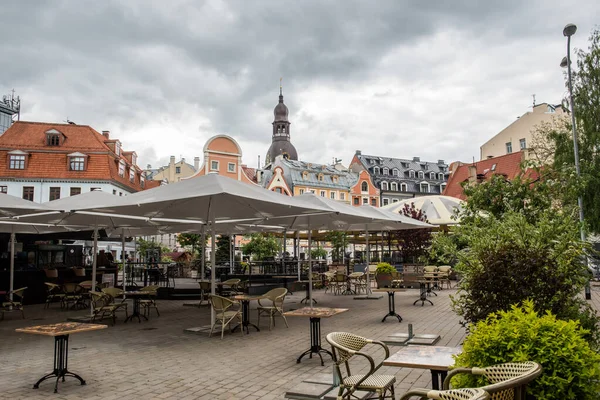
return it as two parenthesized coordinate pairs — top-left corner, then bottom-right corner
(308, 223), (313, 308)
(200, 225), (206, 280)
(365, 227), (371, 295)
(210, 221), (216, 325)
(9, 229), (15, 303)
(296, 231), (301, 281)
(90, 226), (99, 316)
(229, 232), (233, 274)
(122, 228), (126, 299)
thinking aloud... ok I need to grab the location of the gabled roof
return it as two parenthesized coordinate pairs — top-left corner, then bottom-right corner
(276, 158), (359, 189)
(241, 166), (257, 183)
(443, 151), (527, 200)
(356, 153), (447, 173)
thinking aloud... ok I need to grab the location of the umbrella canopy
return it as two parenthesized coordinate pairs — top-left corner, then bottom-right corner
(0, 193), (52, 217)
(81, 173), (331, 223)
(381, 195), (465, 226)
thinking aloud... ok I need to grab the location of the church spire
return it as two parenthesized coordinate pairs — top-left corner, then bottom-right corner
(279, 77), (283, 101)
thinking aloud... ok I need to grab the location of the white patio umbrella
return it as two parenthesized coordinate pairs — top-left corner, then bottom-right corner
(382, 195), (465, 227)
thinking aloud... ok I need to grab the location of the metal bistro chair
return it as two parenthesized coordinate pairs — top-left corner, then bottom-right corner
(101, 287), (129, 319)
(138, 285), (160, 318)
(90, 291), (126, 326)
(400, 388), (489, 400)
(44, 282), (65, 309)
(443, 361), (542, 400)
(326, 332), (396, 400)
(257, 288), (289, 330)
(209, 295), (242, 339)
(219, 279), (241, 297)
(62, 282), (85, 310)
(198, 281), (211, 306)
(437, 266), (453, 289)
(1, 287), (27, 320)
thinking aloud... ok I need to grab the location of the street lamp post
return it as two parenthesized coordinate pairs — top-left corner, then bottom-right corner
(561, 23), (591, 299)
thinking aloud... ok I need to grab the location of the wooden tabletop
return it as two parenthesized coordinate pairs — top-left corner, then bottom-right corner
(283, 307), (348, 318)
(232, 294), (264, 301)
(16, 322), (107, 337)
(383, 345), (461, 371)
(372, 288), (406, 293)
(124, 291), (151, 296)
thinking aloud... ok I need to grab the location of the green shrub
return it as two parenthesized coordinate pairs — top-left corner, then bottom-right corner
(451, 301), (600, 400)
(375, 262), (395, 275)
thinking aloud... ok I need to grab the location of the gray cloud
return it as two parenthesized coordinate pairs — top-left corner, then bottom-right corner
(1, 0), (598, 169)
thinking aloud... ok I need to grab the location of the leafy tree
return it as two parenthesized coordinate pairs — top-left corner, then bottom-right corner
(325, 231), (348, 262)
(215, 235), (231, 264)
(241, 233), (279, 261)
(176, 233), (205, 258)
(535, 28), (600, 233)
(389, 202), (432, 263)
(310, 246), (328, 260)
(136, 237), (170, 263)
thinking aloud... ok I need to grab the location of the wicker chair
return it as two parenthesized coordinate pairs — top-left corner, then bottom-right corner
(219, 279), (241, 297)
(257, 288), (288, 330)
(326, 332), (396, 400)
(138, 285), (160, 317)
(443, 361), (542, 400)
(1, 287), (27, 319)
(391, 271), (404, 288)
(437, 266), (452, 289)
(44, 282), (65, 309)
(400, 388), (489, 400)
(62, 282), (85, 309)
(209, 294), (242, 339)
(90, 291), (127, 325)
(101, 287), (129, 317)
(198, 281), (211, 306)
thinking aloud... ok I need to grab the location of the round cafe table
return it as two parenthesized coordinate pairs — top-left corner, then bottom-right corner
(231, 294), (264, 334)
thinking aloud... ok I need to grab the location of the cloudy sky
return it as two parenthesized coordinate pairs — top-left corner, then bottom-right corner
(2, 1), (598, 170)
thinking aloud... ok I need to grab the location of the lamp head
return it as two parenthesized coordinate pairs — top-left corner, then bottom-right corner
(560, 56), (568, 68)
(563, 23), (577, 37)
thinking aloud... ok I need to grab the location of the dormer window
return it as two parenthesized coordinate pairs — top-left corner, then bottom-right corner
(418, 171), (424, 179)
(318, 173), (324, 182)
(118, 160), (125, 177)
(429, 172), (435, 179)
(129, 168), (135, 183)
(409, 170), (415, 178)
(392, 168), (399, 176)
(132, 153), (137, 166)
(381, 181), (388, 190)
(438, 173), (444, 180)
(45, 129), (62, 146)
(69, 156), (86, 171)
(373, 167), (380, 174)
(115, 141), (121, 156)
(332, 175), (339, 183)
(400, 183), (407, 192)
(391, 182), (398, 191)
(140, 175), (145, 189)
(302, 171), (309, 180)
(383, 168), (389, 175)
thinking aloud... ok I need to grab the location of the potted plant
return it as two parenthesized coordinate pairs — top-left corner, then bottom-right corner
(375, 262), (395, 288)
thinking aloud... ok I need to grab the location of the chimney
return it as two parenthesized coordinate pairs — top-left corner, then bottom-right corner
(169, 156), (175, 166)
(181, 157), (185, 164)
(146, 164), (152, 169)
(355, 150), (361, 155)
(413, 157), (420, 162)
(256, 170), (262, 183)
(194, 157), (200, 170)
(102, 130), (110, 139)
(468, 165), (477, 184)
(437, 159), (445, 165)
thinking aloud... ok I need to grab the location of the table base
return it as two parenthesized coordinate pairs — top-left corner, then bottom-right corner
(414, 282), (434, 306)
(382, 292), (402, 323)
(232, 300), (260, 334)
(300, 284), (317, 304)
(125, 297), (148, 323)
(296, 317), (333, 366)
(33, 335), (85, 393)
(431, 369), (448, 390)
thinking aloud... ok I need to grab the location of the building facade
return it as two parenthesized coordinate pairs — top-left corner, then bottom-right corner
(0, 121), (158, 201)
(480, 102), (566, 160)
(0, 91), (20, 135)
(258, 156), (380, 206)
(147, 156), (198, 183)
(350, 151), (448, 206)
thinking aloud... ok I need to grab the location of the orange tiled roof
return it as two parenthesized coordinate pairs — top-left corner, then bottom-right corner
(0, 121), (149, 192)
(241, 166), (257, 183)
(443, 152), (526, 200)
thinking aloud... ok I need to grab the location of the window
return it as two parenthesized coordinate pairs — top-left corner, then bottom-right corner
(392, 169), (399, 176)
(353, 198), (360, 205)
(210, 160), (219, 171)
(340, 192), (345, 200)
(0, 186), (7, 194)
(438, 173), (444, 180)
(373, 167), (380, 174)
(390, 182), (398, 191)
(275, 187), (282, 194)
(115, 141), (121, 156)
(47, 134), (60, 146)
(228, 163), (236, 173)
(330, 192), (336, 200)
(23, 186), (34, 201)
(91, 187), (101, 192)
(392, 199), (399, 203)
(520, 138), (527, 150)
(420, 183), (429, 193)
(371, 198), (376, 206)
(318, 174), (324, 182)
(418, 171), (424, 179)
(409, 170), (415, 178)
(310, 189), (316, 194)
(70, 187), (81, 196)
(506, 142), (512, 154)
(129, 169), (135, 183)
(429, 172), (435, 179)
(70, 156), (85, 171)
(49, 187), (60, 201)
(9, 155), (25, 169)
(400, 183), (407, 192)
(441, 183), (447, 193)
(381, 181), (388, 190)
(175, 166), (181, 174)
(332, 175), (338, 183)
(118, 161), (125, 177)
(383, 168), (389, 175)
(299, 189), (305, 194)
(302, 171), (308, 180)
(132, 153), (137, 166)
(361, 181), (368, 192)
(383, 198), (389, 206)
(119, 192), (123, 196)
(362, 198), (368, 205)
(140, 176), (145, 189)
(320, 190), (326, 197)
(113, 189), (117, 195)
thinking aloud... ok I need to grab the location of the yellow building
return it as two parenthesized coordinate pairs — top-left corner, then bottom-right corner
(149, 156), (198, 183)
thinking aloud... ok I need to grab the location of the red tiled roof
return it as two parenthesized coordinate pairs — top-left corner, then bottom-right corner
(242, 166), (257, 183)
(0, 121), (150, 192)
(443, 152), (526, 200)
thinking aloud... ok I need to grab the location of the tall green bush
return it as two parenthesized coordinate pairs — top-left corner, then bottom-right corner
(452, 301), (600, 400)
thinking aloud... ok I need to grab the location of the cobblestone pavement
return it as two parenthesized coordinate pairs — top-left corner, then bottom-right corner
(1, 285), (599, 400)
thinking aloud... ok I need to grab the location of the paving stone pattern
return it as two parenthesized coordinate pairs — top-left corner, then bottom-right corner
(1, 284), (599, 399)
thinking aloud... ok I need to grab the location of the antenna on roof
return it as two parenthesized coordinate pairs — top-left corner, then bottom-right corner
(532, 94), (536, 107)
(64, 118), (76, 125)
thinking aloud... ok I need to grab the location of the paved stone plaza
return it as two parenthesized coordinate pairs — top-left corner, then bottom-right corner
(1, 284), (599, 400)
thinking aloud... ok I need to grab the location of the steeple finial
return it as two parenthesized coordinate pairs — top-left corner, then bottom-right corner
(279, 77), (283, 96)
